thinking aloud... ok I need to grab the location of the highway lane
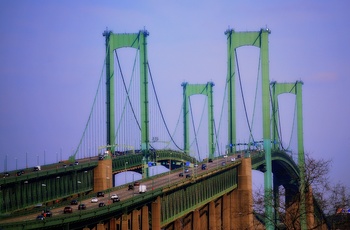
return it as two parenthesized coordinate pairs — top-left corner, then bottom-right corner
(0, 155), (241, 224)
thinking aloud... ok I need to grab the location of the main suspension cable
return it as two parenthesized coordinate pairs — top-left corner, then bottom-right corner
(147, 62), (183, 150)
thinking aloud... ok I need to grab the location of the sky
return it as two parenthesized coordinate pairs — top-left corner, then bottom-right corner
(0, 1), (349, 190)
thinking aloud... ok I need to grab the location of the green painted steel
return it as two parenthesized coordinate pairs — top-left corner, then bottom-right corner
(0, 164), (95, 214)
(225, 28), (274, 229)
(182, 82), (215, 159)
(103, 30), (150, 178)
(270, 81), (306, 228)
(161, 166), (238, 226)
(0, 161), (239, 230)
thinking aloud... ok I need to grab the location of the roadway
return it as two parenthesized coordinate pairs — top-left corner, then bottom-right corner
(0, 155), (240, 225)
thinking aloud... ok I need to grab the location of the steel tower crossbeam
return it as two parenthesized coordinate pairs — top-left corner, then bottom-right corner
(271, 81), (306, 229)
(225, 28), (274, 229)
(103, 30), (150, 177)
(181, 82), (215, 159)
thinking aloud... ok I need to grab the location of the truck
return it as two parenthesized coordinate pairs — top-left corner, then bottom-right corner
(33, 166), (41, 171)
(139, 185), (147, 193)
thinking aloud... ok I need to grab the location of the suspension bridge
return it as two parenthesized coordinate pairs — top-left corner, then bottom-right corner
(0, 28), (329, 229)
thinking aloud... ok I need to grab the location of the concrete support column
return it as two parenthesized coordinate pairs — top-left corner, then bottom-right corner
(93, 152), (112, 192)
(109, 218), (117, 230)
(122, 214), (128, 230)
(222, 194), (230, 230)
(132, 209), (139, 230)
(306, 186), (315, 229)
(96, 223), (104, 230)
(141, 205), (149, 230)
(231, 157), (253, 229)
(209, 201), (216, 230)
(174, 219), (182, 229)
(193, 209), (201, 230)
(152, 196), (161, 230)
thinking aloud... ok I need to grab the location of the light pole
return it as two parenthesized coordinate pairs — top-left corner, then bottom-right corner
(77, 181), (81, 209)
(41, 184), (47, 213)
(125, 162), (128, 185)
(107, 166), (110, 202)
(168, 153), (172, 186)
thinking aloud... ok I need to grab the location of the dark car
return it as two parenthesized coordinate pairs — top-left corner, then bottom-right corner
(78, 204), (86, 210)
(112, 198), (120, 203)
(179, 172), (184, 177)
(98, 202), (105, 207)
(44, 210), (52, 217)
(128, 184), (134, 190)
(186, 174), (191, 178)
(3, 172), (10, 177)
(209, 158), (213, 163)
(134, 181), (140, 186)
(16, 171), (22, 176)
(36, 215), (45, 221)
(63, 206), (73, 213)
(201, 164), (207, 170)
(97, 191), (105, 197)
(70, 200), (78, 205)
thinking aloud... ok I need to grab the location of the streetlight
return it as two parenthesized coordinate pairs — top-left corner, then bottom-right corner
(77, 181), (81, 209)
(41, 184), (47, 213)
(124, 162), (128, 185)
(107, 166), (110, 201)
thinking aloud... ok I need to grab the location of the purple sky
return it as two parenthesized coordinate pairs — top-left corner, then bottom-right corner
(1, 1), (349, 189)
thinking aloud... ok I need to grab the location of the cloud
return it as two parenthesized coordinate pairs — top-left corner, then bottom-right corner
(310, 71), (338, 82)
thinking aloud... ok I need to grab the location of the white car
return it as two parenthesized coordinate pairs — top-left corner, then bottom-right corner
(110, 194), (119, 199)
(91, 197), (98, 203)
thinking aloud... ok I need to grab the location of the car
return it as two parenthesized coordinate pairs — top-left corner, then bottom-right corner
(186, 174), (191, 178)
(194, 164), (198, 167)
(63, 206), (73, 214)
(112, 198), (120, 203)
(43, 210), (52, 217)
(134, 181), (140, 186)
(3, 172), (10, 177)
(98, 202), (105, 207)
(184, 168), (189, 173)
(78, 204), (86, 210)
(33, 166), (41, 171)
(91, 197), (98, 203)
(223, 155), (228, 158)
(209, 159), (213, 163)
(98, 155), (104, 160)
(110, 194), (119, 199)
(128, 184), (134, 190)
(97, 191), (104, 197)
(74, 161), (79, 165)
(231, 158), (235, 162)
(201, 164), (207, 170)
(179, 172), (184, 177)
(36, 215), (45, 220)
(237, 155), (241, 159)
(221, 161), (226, 166)
(63, 164), (67, 168)
(16, 171), (22, 176)
(70, 199), (78, 205)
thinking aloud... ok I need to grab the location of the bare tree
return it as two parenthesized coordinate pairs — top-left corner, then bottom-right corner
(253, 153), (350, 229)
